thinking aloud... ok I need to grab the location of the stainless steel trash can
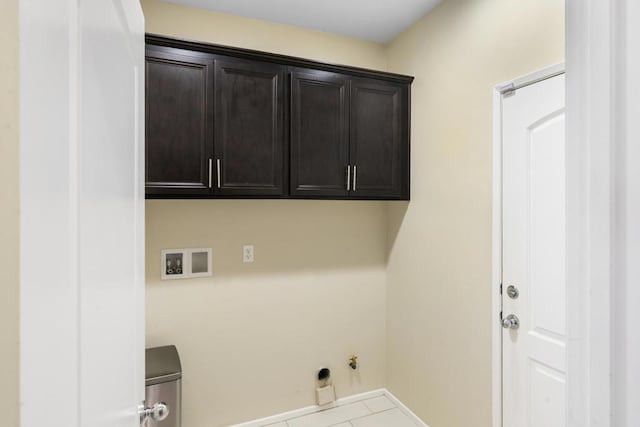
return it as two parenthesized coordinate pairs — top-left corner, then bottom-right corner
(146, 345), (182, 427)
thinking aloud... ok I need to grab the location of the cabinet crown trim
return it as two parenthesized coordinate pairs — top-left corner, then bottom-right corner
(146, 34), (414, 84)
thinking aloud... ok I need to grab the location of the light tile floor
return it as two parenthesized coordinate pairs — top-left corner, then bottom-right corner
(264, 395), (419, 427)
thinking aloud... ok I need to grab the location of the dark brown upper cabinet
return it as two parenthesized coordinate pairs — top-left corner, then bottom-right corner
(214, 58), (285, 197)
(349, 78), (409, 199)
(145, 34), (412, 200)
(290, 68), (350, 198)
(145, 47), (214, 196)
(290, 72), (409, 200)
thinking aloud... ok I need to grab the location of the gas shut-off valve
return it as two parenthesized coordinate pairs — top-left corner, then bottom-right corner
(349, 355), (358, 370)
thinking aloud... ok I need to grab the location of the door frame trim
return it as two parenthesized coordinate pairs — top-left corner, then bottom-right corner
(491, 64), (565, 427)
(565, 1), (633, 424)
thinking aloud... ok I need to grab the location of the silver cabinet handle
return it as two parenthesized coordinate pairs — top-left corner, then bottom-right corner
(216, 158), (221, 189)
(209, 158), (213, 188)
(208, 158), (213, 188)
(346, 165), (351, 191)
(353, 165), (357, 191)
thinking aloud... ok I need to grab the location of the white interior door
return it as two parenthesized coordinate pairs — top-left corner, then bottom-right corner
(501, 73), (566, 427)
(19, 1), (145, 426)
(79, 1), (146, 426)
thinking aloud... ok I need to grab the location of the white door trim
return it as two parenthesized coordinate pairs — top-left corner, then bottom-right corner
(491, 63), (565, 427)
(566, 2), (606, 425)
(565, 1), (640, 426)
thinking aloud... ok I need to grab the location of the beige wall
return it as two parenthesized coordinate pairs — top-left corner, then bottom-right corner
(142, 2), (390, 425)
(0, 1), (20, 426)
(146, 201), (387, 426)
(141, 0), (387, 70)
(384, 1), (564, 426)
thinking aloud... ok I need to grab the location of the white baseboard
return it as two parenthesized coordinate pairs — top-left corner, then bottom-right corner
(229, 388), (428, 427)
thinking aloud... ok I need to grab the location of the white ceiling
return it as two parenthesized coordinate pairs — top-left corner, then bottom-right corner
(162, 0), (442, 43)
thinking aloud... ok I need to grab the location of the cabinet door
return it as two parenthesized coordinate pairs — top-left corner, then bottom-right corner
(214, 58), (285, 197)
(349, 79), (409, 199)
(290, 69), (349, 198)
(145, 47), (214, 196)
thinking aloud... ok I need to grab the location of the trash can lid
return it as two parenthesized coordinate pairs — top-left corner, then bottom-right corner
(146, 345), (182, 386)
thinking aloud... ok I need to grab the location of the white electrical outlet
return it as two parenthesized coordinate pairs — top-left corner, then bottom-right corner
(243, 245), (254, 263)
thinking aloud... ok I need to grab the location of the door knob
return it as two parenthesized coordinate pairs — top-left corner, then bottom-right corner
(502, 314), (520, 330)
(139, 401), (169, 424)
